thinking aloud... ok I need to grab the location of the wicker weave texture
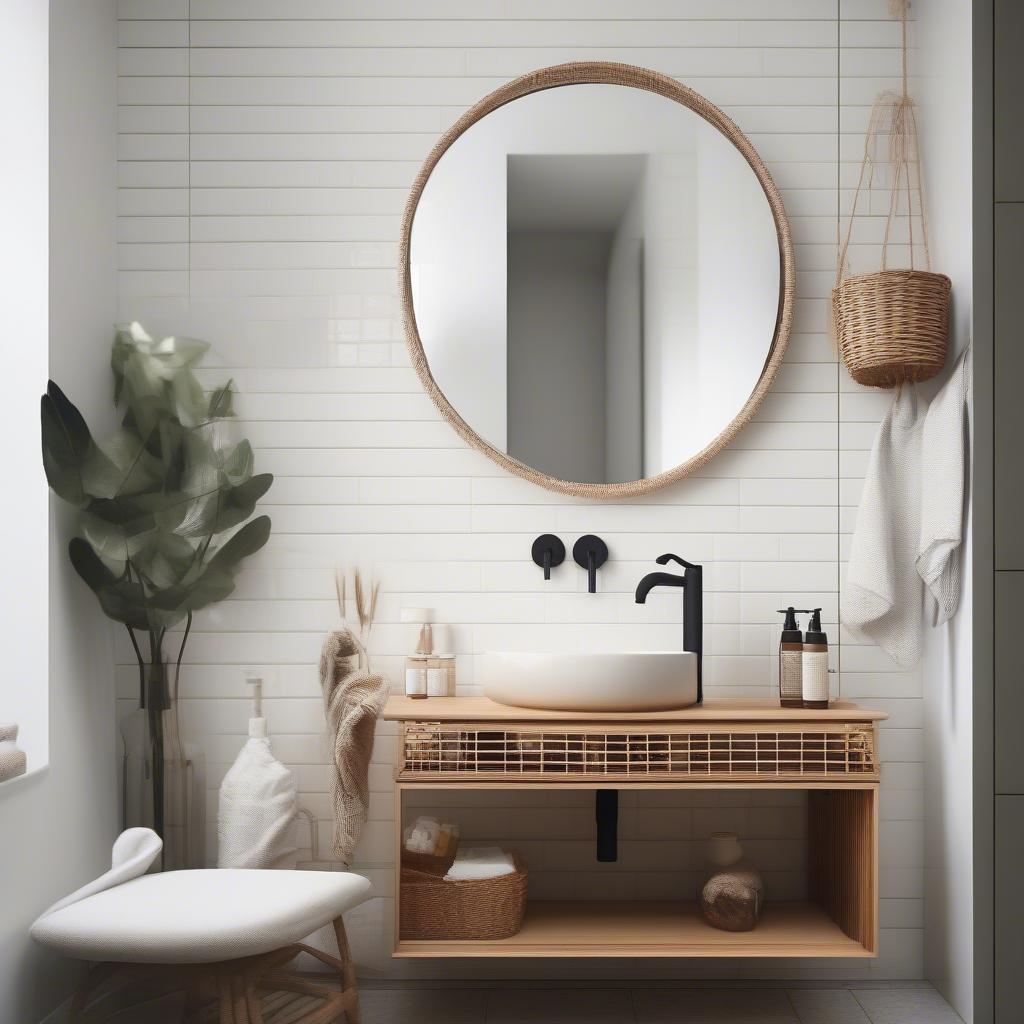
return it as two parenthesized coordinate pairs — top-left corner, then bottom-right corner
(400, 857), (528, 940)
(398, 722), (878, 782)
(832, 269), (950, 388)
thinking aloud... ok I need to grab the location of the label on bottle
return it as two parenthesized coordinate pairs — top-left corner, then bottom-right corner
(802, 650), (829, 704)
(780, 647), (802, 703)
(427, 667), (447, 697)
(405, 667), (426, 696)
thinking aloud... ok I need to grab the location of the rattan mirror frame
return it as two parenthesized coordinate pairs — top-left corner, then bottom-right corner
(400, 61), (796, 499)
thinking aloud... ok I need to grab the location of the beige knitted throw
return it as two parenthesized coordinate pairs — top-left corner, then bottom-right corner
(319, 627), (390, 866)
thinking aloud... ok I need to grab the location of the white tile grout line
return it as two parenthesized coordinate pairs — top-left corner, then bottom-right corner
(836, 0), (843, 704)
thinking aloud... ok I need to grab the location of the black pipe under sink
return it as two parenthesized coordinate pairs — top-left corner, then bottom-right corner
(595, 789), (618, 861)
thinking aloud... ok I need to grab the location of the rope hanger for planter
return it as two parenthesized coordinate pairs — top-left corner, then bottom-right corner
(832, 0), (950, 389)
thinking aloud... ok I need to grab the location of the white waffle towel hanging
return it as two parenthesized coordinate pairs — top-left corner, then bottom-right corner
(841, 384), (927, 668)
(917, 346), (972, 625)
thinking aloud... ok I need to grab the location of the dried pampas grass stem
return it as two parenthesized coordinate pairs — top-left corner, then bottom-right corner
(335, 566), (380, 669)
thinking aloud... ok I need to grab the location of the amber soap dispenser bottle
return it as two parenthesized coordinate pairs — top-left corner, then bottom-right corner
(777, 607), (803, 708)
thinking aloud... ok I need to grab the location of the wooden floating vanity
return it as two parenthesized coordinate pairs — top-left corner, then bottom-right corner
(383, 697), (886, 960)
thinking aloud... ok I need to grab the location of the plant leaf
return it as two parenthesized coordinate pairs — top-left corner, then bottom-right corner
(131, 532), (198, 590)
(40, 382), (93, 506)
(121, 348), (166, 436)
(154, 335), (209, 370)
(220, 439), (254, 486)
(171, 368), (208, 428)
(181, 428), (220, 495)
(78, 513), (131, 571)
(86, 495), (156, 534)
(174, 473), (274, 538)
(207, 381), (235, 419)
(148, 566), (235, 615)
(149, 515), (272, 614)
(207, 515), (272, 573)
(69, 538), (148, 630)
(82, 427), (163, 499)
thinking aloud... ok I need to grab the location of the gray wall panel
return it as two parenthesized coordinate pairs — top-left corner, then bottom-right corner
(996, 0), (1024, 201)
(994, 206), (1024, 568)
(995, 572), (1024, 793)
(995, 796), (1024, 1021)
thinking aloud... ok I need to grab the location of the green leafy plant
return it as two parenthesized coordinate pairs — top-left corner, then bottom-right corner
(40, 323), (272, 840)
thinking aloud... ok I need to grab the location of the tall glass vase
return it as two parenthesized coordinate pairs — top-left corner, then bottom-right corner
(120, 659), (204, 870)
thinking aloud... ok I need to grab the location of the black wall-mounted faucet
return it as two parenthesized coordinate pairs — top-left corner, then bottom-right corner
(531, 535), (565, 581)
(635, 553), (703, 703)
(573, 535), (609, 593)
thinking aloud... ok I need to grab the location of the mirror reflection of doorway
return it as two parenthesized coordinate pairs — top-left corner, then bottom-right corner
(506, 154), (646, 484)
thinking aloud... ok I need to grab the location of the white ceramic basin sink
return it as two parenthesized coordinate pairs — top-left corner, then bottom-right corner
(481, 651), (698, 712)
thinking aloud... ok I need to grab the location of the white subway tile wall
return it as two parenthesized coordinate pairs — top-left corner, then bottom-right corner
(116, 0), (923, 980)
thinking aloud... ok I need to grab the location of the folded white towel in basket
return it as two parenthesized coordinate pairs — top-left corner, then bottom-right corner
(444, 847), (516, 882)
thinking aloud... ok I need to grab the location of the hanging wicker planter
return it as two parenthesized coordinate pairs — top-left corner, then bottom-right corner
(832, 1), (950, 389)
(833, 268), (950, 388)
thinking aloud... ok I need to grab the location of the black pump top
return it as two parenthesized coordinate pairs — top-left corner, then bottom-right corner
(805, 607), (827, 644)
(777, 606), (803, 643)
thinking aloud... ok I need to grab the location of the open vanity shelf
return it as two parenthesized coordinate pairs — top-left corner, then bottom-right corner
(384, 698), (885, 960)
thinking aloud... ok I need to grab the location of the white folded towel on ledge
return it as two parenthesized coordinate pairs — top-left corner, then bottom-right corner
(0, 723), (18, 743)
(444, 846), (515, 882)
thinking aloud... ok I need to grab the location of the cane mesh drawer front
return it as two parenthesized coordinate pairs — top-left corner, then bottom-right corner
(397, 721), (878, 783)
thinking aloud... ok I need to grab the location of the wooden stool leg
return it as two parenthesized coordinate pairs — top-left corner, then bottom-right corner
(244, 967), (265, 1024)
(233, 973), (252, 1023)
(333, 917), (360, 1024)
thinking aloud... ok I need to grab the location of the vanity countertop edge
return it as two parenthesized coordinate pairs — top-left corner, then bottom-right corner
(383, 696), (888, 723)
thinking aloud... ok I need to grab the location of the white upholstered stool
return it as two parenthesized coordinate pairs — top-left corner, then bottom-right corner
(31, 829), (370, 1023)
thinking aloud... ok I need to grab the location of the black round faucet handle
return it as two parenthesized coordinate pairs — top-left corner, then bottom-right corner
(573, 535), (609, 568)
(573, 535), (609, 593)
(532, 535), (565, 581)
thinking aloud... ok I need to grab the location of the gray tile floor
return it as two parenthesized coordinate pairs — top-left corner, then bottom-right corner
(79, 979), (966, 1023)
(357, 984), (965, 1024)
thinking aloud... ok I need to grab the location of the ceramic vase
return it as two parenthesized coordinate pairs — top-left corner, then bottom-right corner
(699, 831), (764, 932)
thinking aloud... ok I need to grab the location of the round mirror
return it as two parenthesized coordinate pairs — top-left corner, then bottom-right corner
(402, 63), (794, 498)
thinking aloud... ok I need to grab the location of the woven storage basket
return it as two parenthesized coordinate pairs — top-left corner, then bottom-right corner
(400, 839), (458, 877)
(832, 268), (950, 387)
(400, 855), (528, 940)
(833, 5), (949, 389)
